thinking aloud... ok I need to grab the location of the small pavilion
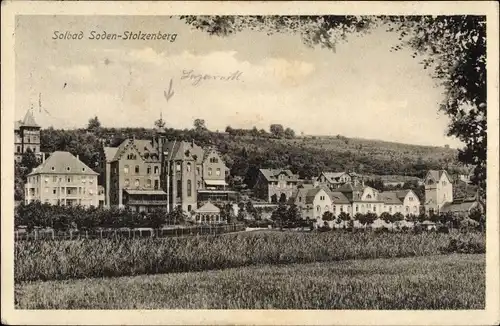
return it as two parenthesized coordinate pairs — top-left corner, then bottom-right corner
(195, 201), (223, 224)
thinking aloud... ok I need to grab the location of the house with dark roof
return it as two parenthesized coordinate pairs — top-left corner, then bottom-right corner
(14, 110), (42, 162)
(24, 151), (99, 207)
(253, 169), (299, 203)
(316, 171), (363, 190)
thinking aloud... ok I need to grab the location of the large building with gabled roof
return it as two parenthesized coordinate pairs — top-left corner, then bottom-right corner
(253, 168), (300, 203)
(24, 151), (99, 207)
(103, 130), (234, 213)
(14, 110), (42, 162)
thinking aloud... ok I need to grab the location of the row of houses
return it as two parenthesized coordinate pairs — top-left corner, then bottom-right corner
(20, 110), (482, 223)
(253, 168), (483, 220)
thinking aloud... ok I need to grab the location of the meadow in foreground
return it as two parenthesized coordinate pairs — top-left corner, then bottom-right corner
(15, 254), (485, 310)
(15, 230), (485, 282)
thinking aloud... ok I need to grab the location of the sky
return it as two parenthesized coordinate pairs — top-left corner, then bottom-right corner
(15, 15), (462, 148)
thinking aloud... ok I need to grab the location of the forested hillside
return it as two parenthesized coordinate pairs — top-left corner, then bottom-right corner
(35, 124), (460, 185)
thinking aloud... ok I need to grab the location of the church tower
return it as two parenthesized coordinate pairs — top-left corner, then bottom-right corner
(424, 170), (454, 215)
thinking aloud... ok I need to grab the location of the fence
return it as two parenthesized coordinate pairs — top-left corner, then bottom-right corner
(14, 223), (246, 241)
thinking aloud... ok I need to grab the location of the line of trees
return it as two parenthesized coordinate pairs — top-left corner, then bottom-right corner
(15, 201), (189, 231)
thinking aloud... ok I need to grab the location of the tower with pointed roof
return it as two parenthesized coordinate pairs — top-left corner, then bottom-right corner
(14, 109), (42, 162)
(424, 170), (453, 215)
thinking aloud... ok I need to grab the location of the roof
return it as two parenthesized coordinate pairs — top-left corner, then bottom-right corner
(15, 111), (41, 130)
(395, 189), (412, 201)
(426, 170), (450, 182)
(113, 139), (160, 162)
(379, 191), (403, 205)
(28, 151), (98, 176)
(259, 169), (299, 182)
(441, 200), (479, 213)
(104, 147), (119, 163)
(124, 189), (167, 196)
(330, 191), (351, 204)
(336, 183), (365, 193)
(204, 179), (227, 186)
(21, 110), (40, 128)
(293, 186), (331, 205)
(163, 140), (204, 163)
(196, 201), (221, 213)
(320, 172), (348, 183)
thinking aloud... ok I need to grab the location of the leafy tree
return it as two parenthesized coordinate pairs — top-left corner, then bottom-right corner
(284, 127), (296, 139)
(20, 148), (39, 172)
(380, 212), (392, 224)
(365, 178), (385, 191)
(194, 118), (207, 132)
(364, 212), (378, 227)
(270, 124), (284, 138)
(322, 211), (334, 226)
(271, 203), (288, 230)
(87, 116), (101, 133)
(338, 211), (351, 229)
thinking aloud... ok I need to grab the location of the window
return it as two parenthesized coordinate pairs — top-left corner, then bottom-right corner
(366, 194), (372, 199)
(82, 177), (86, 183)
(67, 177), (71, 183)
(333, 205), (336, 213)
(427, 179), (434, 185)
(82, 168), (86, 172)
(147, 166), (151, 174)
(187, 180), (192, 197)
(413, 206), (417, 213)
(67, 167), (71, 172)
(442, 181), (447, 186)
(316, 206), (321, 212)
(45, 177), (49, 184)
(325, 205), (329, 212)
(134, 179), (140, 187)
(176, 180), (182, 198)
(299, 196), (302, 202)
(405, 206), (409, 213)
(127, 153), (137, 160)
(409, 197), (414, 201)
(16, 146), (20, 153)
(355, 205), (359, 212)
(154, 179), (159, 189)
(374, 205), (377, 212)
(216, 168), (221, 176)
(196, 167), (200, 175)
(389, 206), (393, 213)
(53, 189), (56, 194)
(340, 206), (344, 212)
(176, 162), (181, 172)
(146, 179), (152, 188)
(124, 179), (130, 187)
(187, 163), (192, 172)
(188, 205), (192, 212)
(51, 167), (55, 171)
(89, 178), (94, 184)
(208, 168), (212, 176)
(124, 165), (129, 174)
(135, 165), (139, 174)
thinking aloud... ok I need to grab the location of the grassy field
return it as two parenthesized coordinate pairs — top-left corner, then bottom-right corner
(15, 230), (485, 282)
(15, 254), (485, 310)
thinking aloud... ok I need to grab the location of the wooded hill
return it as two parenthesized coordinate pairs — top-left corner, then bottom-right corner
(34, 126), (460, 187)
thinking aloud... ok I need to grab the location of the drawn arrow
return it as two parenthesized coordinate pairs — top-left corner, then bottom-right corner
(164, 78), (175, 102)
